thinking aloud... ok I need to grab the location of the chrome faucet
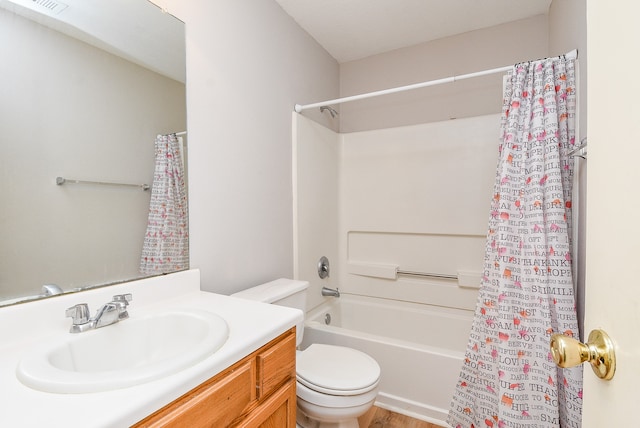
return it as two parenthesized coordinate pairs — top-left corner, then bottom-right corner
(321, 286), (340, 298)
(65, 294), (132, 333)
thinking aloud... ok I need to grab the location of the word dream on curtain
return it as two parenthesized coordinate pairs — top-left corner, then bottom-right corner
(140, 134), (189, 274)
(448, 56), (582, 428)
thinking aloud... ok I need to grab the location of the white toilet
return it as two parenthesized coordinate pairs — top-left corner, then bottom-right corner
(232, 279), (380, 428)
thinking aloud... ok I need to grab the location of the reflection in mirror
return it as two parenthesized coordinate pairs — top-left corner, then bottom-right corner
(0, 0), (187, 306)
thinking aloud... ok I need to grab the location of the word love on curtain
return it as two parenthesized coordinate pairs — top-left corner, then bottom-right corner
(140, 134), (189, 274)
(448, 56), (582, 428)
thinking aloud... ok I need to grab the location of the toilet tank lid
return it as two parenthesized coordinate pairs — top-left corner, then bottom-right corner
(231, 278), (309, 303)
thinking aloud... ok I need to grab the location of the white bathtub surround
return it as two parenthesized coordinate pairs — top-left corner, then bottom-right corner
(293, 113), (500, 313)
(0, 269), (302, 427)
(301, 294), (473, 425)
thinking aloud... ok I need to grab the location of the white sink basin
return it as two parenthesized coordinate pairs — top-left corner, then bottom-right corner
(16, 309), (229, 393)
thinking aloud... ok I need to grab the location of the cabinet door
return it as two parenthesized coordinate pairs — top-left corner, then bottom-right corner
(136, 359), (256, 428)
(256, 329), (296, 400)
(235, 379), (297, 428)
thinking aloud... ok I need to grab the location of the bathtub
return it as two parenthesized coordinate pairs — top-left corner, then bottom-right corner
(300, 294), (474, 426)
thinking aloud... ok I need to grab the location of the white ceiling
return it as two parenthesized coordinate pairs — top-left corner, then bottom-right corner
(274, 0), (552, 63)
(1, 0), (185, 82)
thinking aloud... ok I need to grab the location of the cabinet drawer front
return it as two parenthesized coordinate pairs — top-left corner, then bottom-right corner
(138, 360), (256, 428)
(256, 329), (296, 400)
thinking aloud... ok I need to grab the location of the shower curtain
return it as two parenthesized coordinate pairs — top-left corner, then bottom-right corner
(140, 134), (189, 274)
(448, 56), (582, 428)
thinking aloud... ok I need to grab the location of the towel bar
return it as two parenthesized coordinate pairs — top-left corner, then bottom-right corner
(56, 177), (150, 191)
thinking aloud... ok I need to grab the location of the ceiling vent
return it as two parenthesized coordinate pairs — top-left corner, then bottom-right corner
(31, 0), (68, 15)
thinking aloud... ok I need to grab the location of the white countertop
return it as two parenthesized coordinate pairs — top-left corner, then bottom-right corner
(0, 269), (302, 427)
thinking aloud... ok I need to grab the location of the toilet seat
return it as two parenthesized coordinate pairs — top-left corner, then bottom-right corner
(296, 344), (380, 396)
(296, 380), (379, 409)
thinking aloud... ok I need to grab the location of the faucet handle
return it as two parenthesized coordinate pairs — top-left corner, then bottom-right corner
(112, 293), (132, 306)
(112, 294), (132, 320)
(65, 303), (90, 324)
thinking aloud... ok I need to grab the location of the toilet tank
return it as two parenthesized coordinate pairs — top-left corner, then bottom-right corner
(231, 278), (309, 346)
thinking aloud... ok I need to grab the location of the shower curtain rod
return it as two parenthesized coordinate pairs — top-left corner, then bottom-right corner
(294, 49), (578, 113)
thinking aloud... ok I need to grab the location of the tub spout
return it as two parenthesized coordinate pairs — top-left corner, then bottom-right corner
(321, 286), (340, 298)
(42, 284), (63, 296)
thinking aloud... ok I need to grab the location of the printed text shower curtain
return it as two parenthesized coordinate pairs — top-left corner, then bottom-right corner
(140, 134), (189, 274)
(448, 56), (583, 427)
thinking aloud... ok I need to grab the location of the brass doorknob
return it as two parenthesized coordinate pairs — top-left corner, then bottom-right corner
(550, 329), (616, 380)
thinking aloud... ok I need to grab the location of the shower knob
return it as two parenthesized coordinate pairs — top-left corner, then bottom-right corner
(550, 329), (616, 380)
(317, 256), (330, 279)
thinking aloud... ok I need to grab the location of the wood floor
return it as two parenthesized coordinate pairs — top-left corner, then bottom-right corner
(358, 406), (443, 428)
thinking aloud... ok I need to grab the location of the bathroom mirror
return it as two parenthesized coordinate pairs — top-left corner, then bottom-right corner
(0, 0), (187, 306)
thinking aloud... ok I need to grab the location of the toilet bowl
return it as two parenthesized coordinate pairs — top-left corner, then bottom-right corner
(296, 344), (380, 428)
(232, 279), (381, 428)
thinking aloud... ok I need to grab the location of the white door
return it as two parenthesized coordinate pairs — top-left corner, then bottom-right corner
(583, 1), (640, 426)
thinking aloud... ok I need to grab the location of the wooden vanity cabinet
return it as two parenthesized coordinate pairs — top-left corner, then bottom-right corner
(134, 328), (297, 428)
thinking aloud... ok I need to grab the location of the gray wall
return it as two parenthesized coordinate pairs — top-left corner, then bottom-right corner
(339, 15), (549, 133)
(155, 0), (340, 294)
(549, 0), (588, 337)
